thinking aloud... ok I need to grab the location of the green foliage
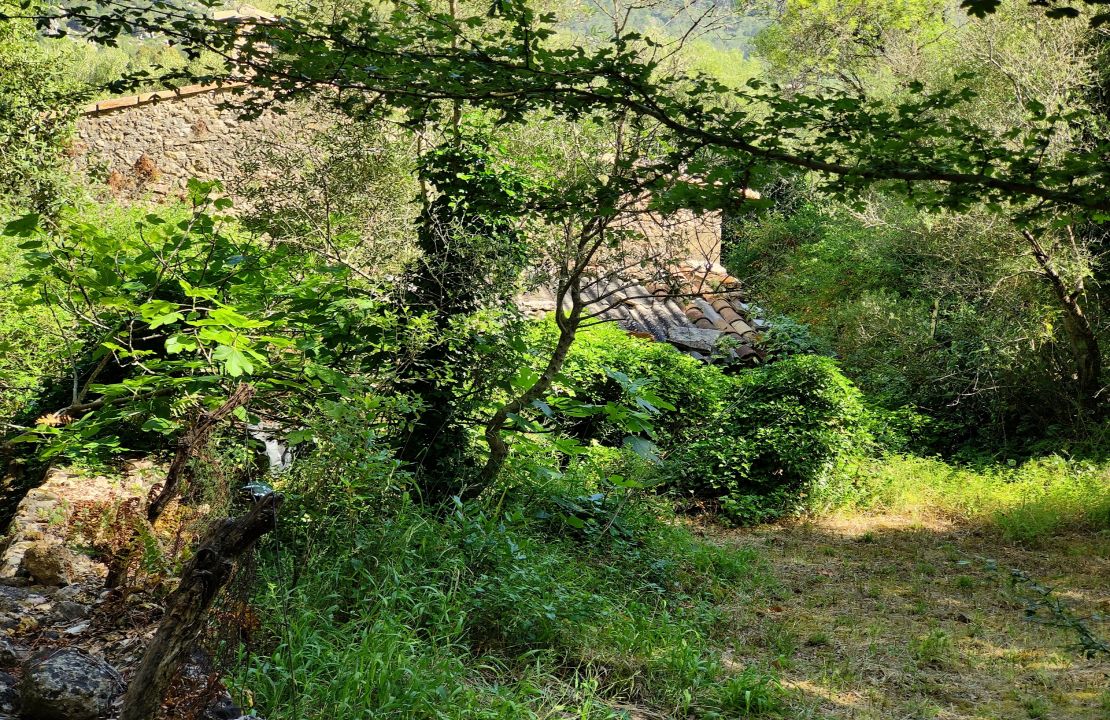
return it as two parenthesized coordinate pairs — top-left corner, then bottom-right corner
(838, 452), (1110, 543)
(699, 666), (784, 718)
(725, 197), (1104, 449)
(0, 233), (63, 418)
(543, 324), (871, 524)
(36, 0), (1110, 219)
(754, 0), (949, 88)
(237, 113), (420, 276)
(63, 36), (224, 95)
(0, 1), (82, 210)
(910, 629), (954, 668)
(552, 322), (731, 449)
(665, 356), (870, 524)
(754, 314), (830, 361)
(740, 0), (1108, 446)
(1, 186), (409, 461)
(230, 410), (775, 719)
(397, 137), (538, 495)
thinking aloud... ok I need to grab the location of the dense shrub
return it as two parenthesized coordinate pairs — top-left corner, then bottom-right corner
(547, 324), (871, 524)
(664, 356), (870, 524)
(549, 322), (731, 448)
(724, 197), (1108, 451)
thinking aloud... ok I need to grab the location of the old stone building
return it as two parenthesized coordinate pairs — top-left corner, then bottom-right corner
(72, 84), (307, 201)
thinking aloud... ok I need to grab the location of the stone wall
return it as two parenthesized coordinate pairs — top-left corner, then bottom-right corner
(72, 85), (307, 201)
(71, 85), (736, 267)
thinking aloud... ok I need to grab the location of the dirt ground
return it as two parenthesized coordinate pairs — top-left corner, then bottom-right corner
(710, 513), (1110, 720)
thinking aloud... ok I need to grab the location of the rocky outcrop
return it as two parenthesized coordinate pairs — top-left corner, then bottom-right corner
(0, 462), (262, 720)
(0, 463), (159, 585)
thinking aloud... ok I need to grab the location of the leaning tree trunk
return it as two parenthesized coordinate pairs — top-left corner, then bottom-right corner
(104, 384), (255, 590)
(1024, 230), (1103, 416)
(147, 383), (255, 523)
(118, 493), (281, 720)
(466, 286), (585, 499)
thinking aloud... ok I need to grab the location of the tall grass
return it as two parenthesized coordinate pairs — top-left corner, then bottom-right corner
(225, 446), (778, 719)
(837, 453), (1110, 543)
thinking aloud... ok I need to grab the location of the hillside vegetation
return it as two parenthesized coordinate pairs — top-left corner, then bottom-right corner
(0, 0), (1106, 718)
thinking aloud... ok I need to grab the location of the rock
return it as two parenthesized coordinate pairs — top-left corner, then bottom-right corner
(0, 585), (33, 613)
(20, 649), (121, 720)
(20, 544), (71, 587)
(203, 693), (244, 720)
(0, 637), (25, 667)
(53, 586), (86, 603)
(62, 621), (89, 636)
(19, 593), (50, 610)
(0, 670), (18, 715)
(52, 601), (89, 622)
(0, 613), (37, 635)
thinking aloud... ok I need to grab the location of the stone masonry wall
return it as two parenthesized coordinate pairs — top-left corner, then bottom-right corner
(71, 85), (732, 266)
(72, 85), (308, 202)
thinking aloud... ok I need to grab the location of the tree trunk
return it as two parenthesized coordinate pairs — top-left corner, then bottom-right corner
(118, 493), (281, 720)
(467, 301), (583, 499)
(1023, 230), (1103, 415)
(147, 383), (255, 523)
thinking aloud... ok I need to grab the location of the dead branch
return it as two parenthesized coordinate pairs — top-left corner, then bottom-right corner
(147, 383), (255, 523)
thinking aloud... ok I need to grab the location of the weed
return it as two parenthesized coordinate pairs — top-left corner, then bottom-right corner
(903, 697), (941, 719)
(805, 631), (830, 647)
(762, 621), (798, 658)
(952, 575), (975, 591)
(910, 630), (953, 668)
(1007, 566), (1110, 658)
(699, 666), (784, 717)
(1022, 695), (1050, 719)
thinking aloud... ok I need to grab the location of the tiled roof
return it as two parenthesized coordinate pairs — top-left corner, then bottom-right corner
(519, 263), (768, 365)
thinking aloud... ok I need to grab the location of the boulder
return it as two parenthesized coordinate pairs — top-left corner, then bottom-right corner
(0, 670), (18, 715)
(20, 544), (71, 587)
(20, 649), (121, 720)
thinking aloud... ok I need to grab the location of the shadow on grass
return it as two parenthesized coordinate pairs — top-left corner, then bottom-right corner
(709, 515), (1110, 720)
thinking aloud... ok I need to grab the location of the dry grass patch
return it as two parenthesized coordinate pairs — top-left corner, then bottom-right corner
(710, 513), (1109, 719)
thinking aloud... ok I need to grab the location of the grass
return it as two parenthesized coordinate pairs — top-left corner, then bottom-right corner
(223, 453), (781, 720)
(713, 510), (1110, 719)
(220, 447), (1109, 719)
(835, 453), (1110, 544)
(910, 629), (954, 669)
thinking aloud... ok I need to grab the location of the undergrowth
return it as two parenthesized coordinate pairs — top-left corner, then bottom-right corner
(225, 441), (781, 719)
